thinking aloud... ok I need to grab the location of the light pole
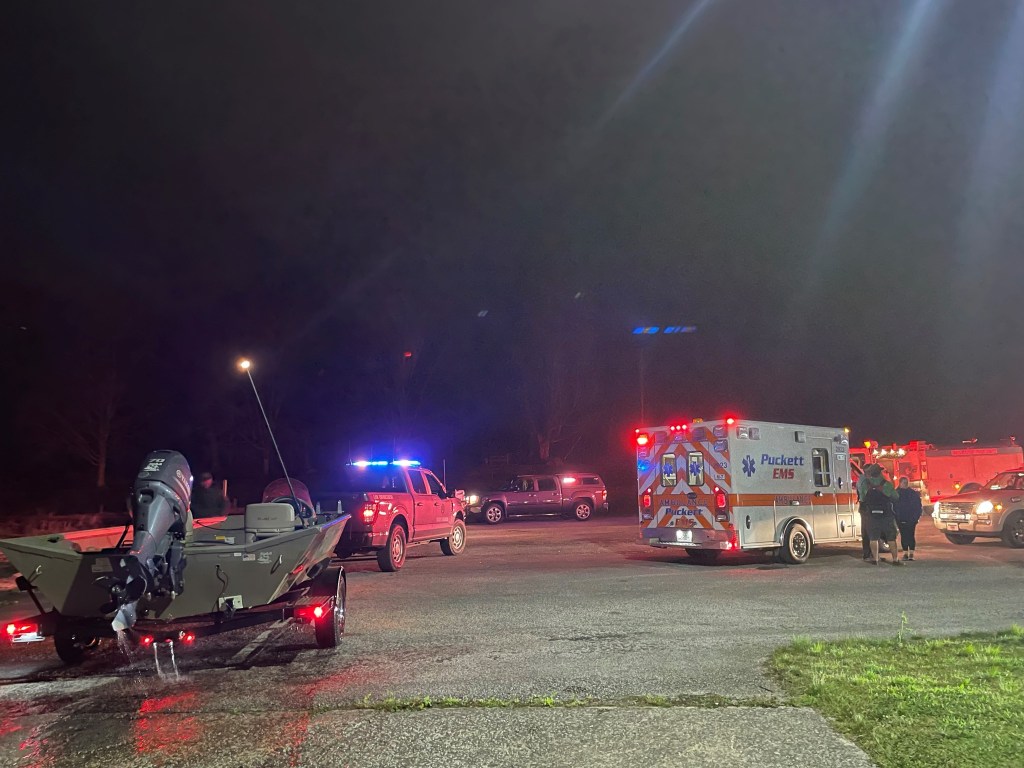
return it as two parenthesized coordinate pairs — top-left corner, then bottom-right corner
(237, 358), (299, 505)
(631, 326), (697, 425)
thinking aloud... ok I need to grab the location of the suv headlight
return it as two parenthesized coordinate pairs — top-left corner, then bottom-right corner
(976, 500), (994, 515)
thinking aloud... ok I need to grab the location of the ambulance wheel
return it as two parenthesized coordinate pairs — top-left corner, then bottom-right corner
(781, 523), (811, 564)
(1001, 512), (1024, 548)
(314, 567), (346, 649)
(54, 626), (99, 665)
(482, 503), (505, 525)
(944, 533), (975, 545)
(686, 549), (720, 563)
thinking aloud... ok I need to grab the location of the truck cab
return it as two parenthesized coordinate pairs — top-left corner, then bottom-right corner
(932, 468), (1024, 548)
(317, 461), (467, 571)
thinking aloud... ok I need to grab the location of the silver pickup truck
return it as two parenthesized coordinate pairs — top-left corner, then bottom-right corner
(469, 473), (608, 524)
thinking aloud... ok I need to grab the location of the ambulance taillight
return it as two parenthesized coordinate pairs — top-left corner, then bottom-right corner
(642, 489), (652, 508)
(714, 487), (729, 521)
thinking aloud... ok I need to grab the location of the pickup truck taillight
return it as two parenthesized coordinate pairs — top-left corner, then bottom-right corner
(361, 499), (393, 526)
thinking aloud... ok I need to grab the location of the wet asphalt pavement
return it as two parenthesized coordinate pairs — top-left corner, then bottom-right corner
(1, 512), (1021, 766)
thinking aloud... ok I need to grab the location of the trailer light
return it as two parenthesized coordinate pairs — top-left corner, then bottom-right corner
(313, 606), (325, 619)
(141, 635), (154, 646)
(635, 431), (650, 447)
(6, 622), (42, 643)
(184, 632), (196, 644)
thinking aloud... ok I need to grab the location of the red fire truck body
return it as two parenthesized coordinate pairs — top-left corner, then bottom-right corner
(851, 439), (1022, 502)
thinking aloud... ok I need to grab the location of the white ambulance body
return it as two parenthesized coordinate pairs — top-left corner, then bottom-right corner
(636, 419), (858, 563)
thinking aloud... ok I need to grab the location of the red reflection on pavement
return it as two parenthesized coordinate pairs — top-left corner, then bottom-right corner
(134, 691), (199, 757)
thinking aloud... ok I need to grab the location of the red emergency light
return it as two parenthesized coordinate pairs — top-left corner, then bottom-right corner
(668, 424), (689, 433)
(641, 489), (652, 508)
(725, 417), (736, 426)
(714, 488), (728, 510)
(635, 431), (650, 447)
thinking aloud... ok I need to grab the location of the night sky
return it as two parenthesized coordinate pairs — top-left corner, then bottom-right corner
(3, 2), (1023, 497)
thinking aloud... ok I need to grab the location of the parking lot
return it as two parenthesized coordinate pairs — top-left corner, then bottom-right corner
(1, 512), (1021, 766)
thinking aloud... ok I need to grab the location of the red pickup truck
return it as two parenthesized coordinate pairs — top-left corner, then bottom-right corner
(317, 461), (467, 571)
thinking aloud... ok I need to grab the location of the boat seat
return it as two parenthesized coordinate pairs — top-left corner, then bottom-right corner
(192, 514), (246, 544)
(244, 502), (298, 542)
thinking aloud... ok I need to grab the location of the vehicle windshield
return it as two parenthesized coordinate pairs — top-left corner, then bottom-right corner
(985, 472), (1024, 491)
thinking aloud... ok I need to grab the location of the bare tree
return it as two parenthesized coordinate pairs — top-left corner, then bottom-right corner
(515, 302), (598, 464)
(37, 366), (123, 488)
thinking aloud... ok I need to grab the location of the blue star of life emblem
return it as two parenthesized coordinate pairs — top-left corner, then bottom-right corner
(742, 455), (757, 477)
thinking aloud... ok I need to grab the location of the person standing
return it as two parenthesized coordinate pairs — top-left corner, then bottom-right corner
(859, 463), (901, 564)
(894, 477), (923, 560)
(191, 471), (227, 518)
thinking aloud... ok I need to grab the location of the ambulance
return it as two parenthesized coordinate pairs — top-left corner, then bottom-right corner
(636, 419), (859, 563)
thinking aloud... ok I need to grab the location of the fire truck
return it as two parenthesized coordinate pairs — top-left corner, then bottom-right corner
(850, 439), (1022, 502)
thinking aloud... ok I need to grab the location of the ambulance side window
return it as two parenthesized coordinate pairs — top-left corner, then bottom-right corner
(812, 449), (832, 487)
(687, 452), (704, 487)
(661, 454), (677, 487)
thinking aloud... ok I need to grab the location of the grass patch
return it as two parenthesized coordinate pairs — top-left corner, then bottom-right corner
(771, 626), (1024, 768)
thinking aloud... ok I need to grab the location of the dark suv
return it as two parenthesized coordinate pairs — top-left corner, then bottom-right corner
(468, 473), (608, 524)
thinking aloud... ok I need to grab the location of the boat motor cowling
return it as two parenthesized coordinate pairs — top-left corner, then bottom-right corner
(109, 450), (193, 631)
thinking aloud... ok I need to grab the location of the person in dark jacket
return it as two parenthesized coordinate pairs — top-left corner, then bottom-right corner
(191, 471), (227, 518)
(894, 477), (923, 560)
(857, 463), (899, 561)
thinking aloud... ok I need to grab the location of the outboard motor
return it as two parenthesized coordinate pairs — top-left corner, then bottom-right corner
(108, 450), (192, 631)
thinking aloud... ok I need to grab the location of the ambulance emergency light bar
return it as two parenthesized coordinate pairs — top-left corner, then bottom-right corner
(633, 326), (697, 335)
(350, 460), (422, 468)
(634, 417), (738, 446)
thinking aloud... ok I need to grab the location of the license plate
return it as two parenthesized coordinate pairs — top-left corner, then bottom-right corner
(947, 523), (959, 531)
(677, 529), (693, 543)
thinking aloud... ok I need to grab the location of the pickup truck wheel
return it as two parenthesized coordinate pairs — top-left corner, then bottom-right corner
(377, 525), (407, 571)
(314, 568), (347, 649)
(944, 532), (976, 545)
(1000, 512), (1024, 548)
(441, 519), (466, 556)
(482, 503), (505, 525)
(780, 522), (811, 564)
(571, 500), (594, 521)
(54, 626), (98, 665)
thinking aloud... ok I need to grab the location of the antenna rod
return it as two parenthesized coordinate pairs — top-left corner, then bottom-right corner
(239, 360), (299, 507)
